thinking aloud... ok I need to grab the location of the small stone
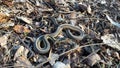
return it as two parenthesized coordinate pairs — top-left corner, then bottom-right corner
(53, 61), (66, 68)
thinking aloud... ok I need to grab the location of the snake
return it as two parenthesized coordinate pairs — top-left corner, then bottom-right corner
(34, 23), (85, 54)
(47, 16), (84, 40)
(34, 35), (55, 54)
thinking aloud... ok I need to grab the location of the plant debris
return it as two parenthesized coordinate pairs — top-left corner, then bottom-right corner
(13, 25), (31, 33)
(0, 0), (120, 68)
(0, 12), (10, 23)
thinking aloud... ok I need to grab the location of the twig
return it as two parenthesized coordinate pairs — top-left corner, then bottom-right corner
(0, 46), (14, 63)
(79, 49), (100, 62)
(105, 14), (120, 28)
(17, 35), (35, 58)
(59, 42), (120, 56)
(35, 42), (120, 68)
(2, 65), (34, 68)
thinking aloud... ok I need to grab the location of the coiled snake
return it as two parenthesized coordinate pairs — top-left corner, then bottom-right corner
(34, 24), (85, 54)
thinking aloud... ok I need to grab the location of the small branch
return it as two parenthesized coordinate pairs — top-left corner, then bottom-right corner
(35, 42), (120, 68)
(105, 14), (120, 28)
(17, 35), (35, 58)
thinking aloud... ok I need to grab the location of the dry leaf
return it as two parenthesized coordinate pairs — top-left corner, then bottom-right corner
(0, 12), (10, 23)
(106, 14), (120, 28)
(58, 0), (66, 5)
(53, 61), (68, 68)
(2, 0), (13, 7)
(26, 2), (34, 14)
(113, 52), (120, 60)
(0, 34), (10, 46)
(13, 25), (24, 33)
(70, 11), (76, 26)
(13, 46), (29, 60)
(100, 0), (106, 4)
(13, 0), (26, 3)
(35, 0), (41, 6)
(17, 16), (33, 24)
(48, 50), (59, 65)
(49, 53), (59, 65)
(0, 22), (14, 28)
(14, 56), (34, 68)
(23, 27), (31, 33)
(0, 33), (10, 56)
(87, 5), (92, 14)
(76, 4), (87, 13)
(84, 53), (101, 66)
(13, 25), (31, 33)
(101, 34), (120, 50)
(57, 14), (65, 22)
(44, 0), (51, 2)
(70, 11), (76, 18)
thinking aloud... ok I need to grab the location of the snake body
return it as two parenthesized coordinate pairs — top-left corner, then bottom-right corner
(35, 35), (54, 54)
(34, 24), (85, 54)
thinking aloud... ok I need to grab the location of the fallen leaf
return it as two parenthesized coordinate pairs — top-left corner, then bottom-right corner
(0, 33), (10, 46)
(0, 22), (14, 29)
(84, 53), (101, 66)
(2, 0), (13, 7)
(48, 50), (59, 65)
(0, 12), (10, 23)
(14, 56), (34, 68)
(13, 25), (31, 33)
(53, 61), (70, 68)
(113, 52), (120, 60)
(100, 0), (106, 4)
(101, 34), (120, 50)
(75, 3), (87, 13)
(106, 14), (120, 28)
(87, 5), (92, 14)
(17, 16), (33, 24)
(57, 14), (65, 22)
(70, 11), (77, 26)
(23, 27), (31, 33)
(13, 0), (26, 3)
(13, 46), (29, 60)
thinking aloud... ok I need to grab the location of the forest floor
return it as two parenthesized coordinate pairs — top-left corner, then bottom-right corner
(0, 0), (120, 68)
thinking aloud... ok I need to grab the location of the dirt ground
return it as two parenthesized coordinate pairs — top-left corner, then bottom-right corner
(0, 0), (120, 68)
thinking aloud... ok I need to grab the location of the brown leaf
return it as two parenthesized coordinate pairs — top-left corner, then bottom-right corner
(23, 27), (31, 33)
(70, 11), (77, 26)
(70, 11), (76, 19)
(2, 0), (13, 7)
(13, 25), (31, 33)
(0, 12), (10, 23)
